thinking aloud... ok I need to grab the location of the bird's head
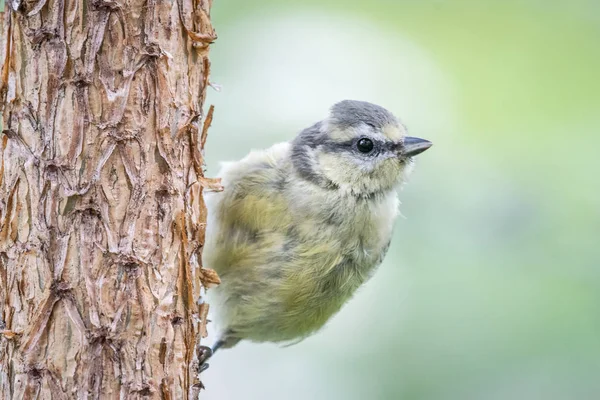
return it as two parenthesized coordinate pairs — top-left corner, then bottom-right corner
(291, 100), (432, 197)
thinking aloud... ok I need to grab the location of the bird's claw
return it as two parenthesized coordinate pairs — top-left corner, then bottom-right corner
(197, 345), (213, 373)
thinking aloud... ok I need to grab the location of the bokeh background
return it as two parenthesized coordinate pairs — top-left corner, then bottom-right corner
(201, 1), (600, 399)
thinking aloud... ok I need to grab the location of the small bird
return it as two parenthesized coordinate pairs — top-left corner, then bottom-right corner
(199, 100), (431, 367)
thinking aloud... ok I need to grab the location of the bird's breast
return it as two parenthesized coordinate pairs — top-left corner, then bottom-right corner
(262, 191), (398, 338)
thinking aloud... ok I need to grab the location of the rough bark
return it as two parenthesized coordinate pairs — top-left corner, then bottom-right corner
(0, 0), (221, 398)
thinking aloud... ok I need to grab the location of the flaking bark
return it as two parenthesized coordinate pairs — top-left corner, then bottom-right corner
(0, 0), (220, 398)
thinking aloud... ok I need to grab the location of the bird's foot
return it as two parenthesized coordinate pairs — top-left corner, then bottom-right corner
(197, 345), (213, 373)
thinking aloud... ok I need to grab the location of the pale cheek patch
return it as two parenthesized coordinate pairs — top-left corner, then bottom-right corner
(375, 159), (404, 189)
(382, 124), (404, 142)
(317, 152), (359, 184)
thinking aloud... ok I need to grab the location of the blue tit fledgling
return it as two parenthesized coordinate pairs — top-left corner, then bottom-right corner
(201, 100), (431, 360)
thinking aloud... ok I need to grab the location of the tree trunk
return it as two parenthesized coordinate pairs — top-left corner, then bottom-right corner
(0, 0), (221, 398)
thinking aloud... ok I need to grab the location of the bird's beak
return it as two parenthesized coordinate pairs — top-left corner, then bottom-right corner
(402, 136), (432, 157)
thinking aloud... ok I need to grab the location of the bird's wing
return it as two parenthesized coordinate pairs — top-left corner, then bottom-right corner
(203, 142), (293, 276)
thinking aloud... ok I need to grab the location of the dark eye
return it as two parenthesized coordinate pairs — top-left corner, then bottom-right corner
(356, 138), (374, 153)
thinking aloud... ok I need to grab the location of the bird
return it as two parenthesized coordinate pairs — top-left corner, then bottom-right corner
(198, 100), (431, 369)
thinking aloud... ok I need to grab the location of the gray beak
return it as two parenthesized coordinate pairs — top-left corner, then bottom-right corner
(402, 136), (432, 157)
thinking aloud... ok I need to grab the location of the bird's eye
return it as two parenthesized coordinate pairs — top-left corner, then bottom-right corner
(356, 138), (374, 153)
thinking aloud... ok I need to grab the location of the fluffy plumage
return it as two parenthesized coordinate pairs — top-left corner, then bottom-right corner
(203, 100), (431, 350)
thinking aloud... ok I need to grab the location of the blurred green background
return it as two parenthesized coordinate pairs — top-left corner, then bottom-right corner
(202, 1), (600, 399)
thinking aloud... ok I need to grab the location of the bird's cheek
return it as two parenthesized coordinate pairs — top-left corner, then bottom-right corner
(382, 158), (407, 183)
(317, 152), (356, 183)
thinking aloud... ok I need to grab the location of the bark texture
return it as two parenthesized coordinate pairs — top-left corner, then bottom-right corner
(0, 0), (221, 398)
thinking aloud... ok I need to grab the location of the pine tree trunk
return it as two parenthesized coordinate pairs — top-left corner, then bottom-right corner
(0, 0), (221, 398)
